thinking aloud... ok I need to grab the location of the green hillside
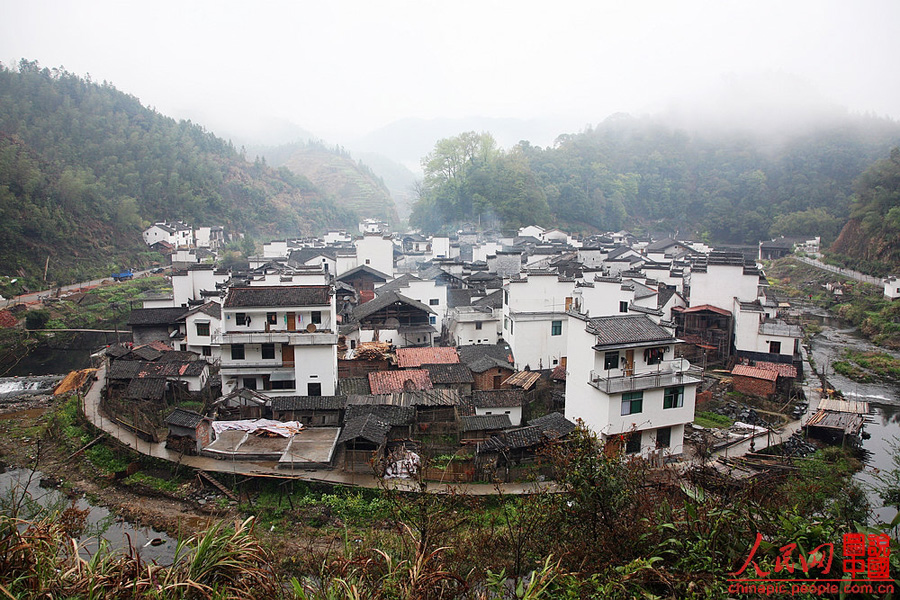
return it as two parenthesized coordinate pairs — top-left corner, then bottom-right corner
(0, 60), (356, 291)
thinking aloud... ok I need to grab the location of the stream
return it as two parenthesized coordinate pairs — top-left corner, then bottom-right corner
(806, 311), (900, 525)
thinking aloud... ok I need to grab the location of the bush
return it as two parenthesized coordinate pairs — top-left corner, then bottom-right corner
(24, 308), (51, 330)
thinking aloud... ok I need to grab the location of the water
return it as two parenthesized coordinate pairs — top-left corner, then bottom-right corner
(4, 331), (120, 377)
(806, 314), (900, 525)
(0, 467), (177, 563)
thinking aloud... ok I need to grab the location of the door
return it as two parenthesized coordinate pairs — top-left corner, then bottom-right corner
(287, 312), (296, 331)
(282, 345), (295, 367)
(625, 349), (634, 376)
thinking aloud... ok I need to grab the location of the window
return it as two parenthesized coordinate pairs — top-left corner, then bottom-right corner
(242, 377), (256, 390)
(509, 320), (513, 334)
(551, 320), (562, 336)
(663, 386), (684, 409)
(429, 298), (439, 306)
(365, 259), (370, 264)
(311, 311), (322, 325)
(504, 317), (509, 331)
(230, 344), (245, 360)
(202, 346), (212, 357)
(308, 382), (322, 396)
(604, 352), (619, 371)
(270, 379), (295, 390)
(236, 312), (248, 326)
(195, 322), (210, 336)
(619, 301), (629, 313)
(644, 347), (664, 365)
(261, 343), (275, 360)
(430, 316), (437, 325)
(350, 339), (357, 349)
(493, 375), (503, 389)
(656, 426), (671, 449)
(475, 321), (483, 330)
(267, 312), (277, 325)
(621, 391), (643, 415)
(625, 432), (642, 454)
(769, 341), (782, 354)
(504, 290), (509, 305)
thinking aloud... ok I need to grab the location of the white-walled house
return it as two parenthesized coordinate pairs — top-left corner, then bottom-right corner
(215, 286), (338, 397)
(355, 233), (394, 277)
(143, 221), (193, 248)
(449, 306), (502, 346)
(885, 276), (900, 300)
(564, 313), (701, 457)
(376, 274), (447, 330)
(572, 276), (635, 317)
(179, 302), (222, 362)
(263, 240), (289, 258)
(324, 230), (352, 245)
(431, 236), (451, 259)
(502, 272), (576, 370)
(195, 226), (224, 250)
(171, 265), (229, 307)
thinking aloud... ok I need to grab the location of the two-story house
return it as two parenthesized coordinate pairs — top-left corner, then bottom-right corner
(215, 286), (338, 396)
(565, 313), (702, 457)
(502, 271), (576, 371)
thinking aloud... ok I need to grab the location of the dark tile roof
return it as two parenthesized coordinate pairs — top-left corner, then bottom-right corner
(460, 414), (512, 432)
(271, 396), (347, 412)
(472, 389), (525, 408)
(182, 302), (222, 320)
(473, 289), (503, 309)
(479, 425), (545, 452)
(447, 288), (474, 308)
(528, 412), (576, 438)
(338, 377), (372, 395)
(586, 315), (675, 348)
(337, 264), (392, 282)
(155, 351), (200, 363)
(107, 360), (145, 379)
(425, 363), (475, 385)
(457, 343), (514, 369)
(396, 347), (459, 368)
(224, 286), (331, 308)
(351, 291), (435, 322)
(165, 408), (207, 428)
(125, 377), (167, 400)
(131, 345), (164, 361)
(337, 414), (391, 445)
(657, 287), (677, 308)
(106, 342), (133, 358)
(127, 307), (187, 327)
(344, 404), (415, 426)
(375, 273), (421, 293)
(107, 360), (207, 380)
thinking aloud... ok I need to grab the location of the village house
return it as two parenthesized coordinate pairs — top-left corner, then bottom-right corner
(216, 285), (339, 397)
(502, 271), (575, 371)
(458, 343), (516, 391)
(177, 302), (222, 361)
(564, 313), (702, 457)
(344, 291), (437, 348)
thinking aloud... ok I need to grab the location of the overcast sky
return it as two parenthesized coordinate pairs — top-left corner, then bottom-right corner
(1, 0), (898, 143)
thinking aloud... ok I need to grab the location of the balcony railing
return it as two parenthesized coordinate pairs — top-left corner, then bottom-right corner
(212, 330), (338, 345)
(589, 365), (703, 394)
(220, 360), (286, 369)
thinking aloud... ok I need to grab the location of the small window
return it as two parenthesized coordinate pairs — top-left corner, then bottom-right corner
(604, 352), (619, 371)
(243, 377), (256, 390)
(270, 379), (295, 390)
(625, 432), (642, 454)
(504, 290), (509, 305)
(350, 339), (357, 349)
(311, 311), (322, 325)
(475, 321), (483, 330)
(236, 312), (248, 326)
(195, 322), (210, 336)
(551, 320), (562, 336)
(429, 298), (439, 306)
(307, 382), (322, 396)
(261, 343), (275, 360)
(430, 316), (437, 325)
(231, 344), (245, 360)
(504, 317), (509, 331)
(663, 386), (684, 409)
(619, 301), (629, 313)
(656, 426), (671, 449)
(202, 346), (212, 357)
(267, 312), (277, 325)
(769, 341), (782, 354)
(365, 259), (370, 264)
(621, 391), (643, 415)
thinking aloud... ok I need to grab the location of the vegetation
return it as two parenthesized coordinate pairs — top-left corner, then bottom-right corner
(410, 115), (900, 251)
(0, 60), (357, 292)
(693, 411), (734, 429)
(832, 349), (900, 383)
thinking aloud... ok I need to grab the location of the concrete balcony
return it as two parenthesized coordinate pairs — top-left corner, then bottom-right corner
(589, 365), (703, 394)
(220, 360), (288, 370)
(212, 330), (338, 346)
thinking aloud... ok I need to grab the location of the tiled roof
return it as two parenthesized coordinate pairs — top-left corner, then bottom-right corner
(127, 307), (187, 326)
(182, 302), (222, 320)
(504, 371), (541, 390)
(425, 363), (475, 385)
(731, 365), (778, 382)
(550, 365), (566, 381)
(271, 396), (347, 412)
(458, 343), (514, 369)
(396, 347), (459, 368)
(344, 404), (415, 426)
(472, 389), (525, 408)
(131, 345), (164, 361)
(528, 412), (576, 438)
(125, 377), (166, 400)
(587, 315), (675, 348)
(351, 291), (435, 322)
(676, 304), (732, 316)
(224, 286), (331, 308)
(107, 360), (207, 379)
(337, 414), (391, 445)
(336, 264), (392, 282)
(460, 414), (512, 433)
(479, 426), (545, 452)
(338, 377), (372, 395)
(473, 289), (503, 309)
(375, 273), (421, 293)
(754, 361), (798, 378)
(165, 408), (207, 428)
(367, 369), (433, 394)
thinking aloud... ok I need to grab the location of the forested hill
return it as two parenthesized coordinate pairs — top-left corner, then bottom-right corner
(0, 60), (356, 289)
(411, 114), (900, 246)
(261, 141), (400, 226)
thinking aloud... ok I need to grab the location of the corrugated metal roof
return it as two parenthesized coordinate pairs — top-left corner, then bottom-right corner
(504, 371), (541, 390)
(396, 347), (459, 368)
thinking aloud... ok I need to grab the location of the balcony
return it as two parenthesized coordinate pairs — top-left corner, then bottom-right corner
(589, 364), (703, 394)
(212, 329), (338, 346)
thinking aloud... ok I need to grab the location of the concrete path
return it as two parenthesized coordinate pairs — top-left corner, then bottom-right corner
(794, 256), (883, 286)
(2, 267), (169, 308)
(81, 363), (553, 495)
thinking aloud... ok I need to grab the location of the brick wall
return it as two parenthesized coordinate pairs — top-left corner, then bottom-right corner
(472, 367), (514, 391)
(732, 375), (776, 398)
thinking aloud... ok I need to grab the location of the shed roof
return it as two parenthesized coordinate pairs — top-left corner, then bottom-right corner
(504, 371), (541, 390)
(337, 414), (391, 445)
(731, 365), (778, 382)
(396, 347), (459, 368)
(165, 408), (207, 429)
(472, 389), (526, 408)
(460, 414), (512, 433)
(425, 363), (475, 385)
(367, 369), (433, 394)
(271, 396), (348, 412)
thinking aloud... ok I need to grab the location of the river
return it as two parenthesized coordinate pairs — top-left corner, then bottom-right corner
(805, 309), (900, 525)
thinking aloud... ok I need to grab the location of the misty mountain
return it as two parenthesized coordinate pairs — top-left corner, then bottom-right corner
(0, 61), (356, 289)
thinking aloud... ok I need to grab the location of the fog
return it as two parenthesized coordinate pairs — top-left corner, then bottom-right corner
(1, 0), (898, 150)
